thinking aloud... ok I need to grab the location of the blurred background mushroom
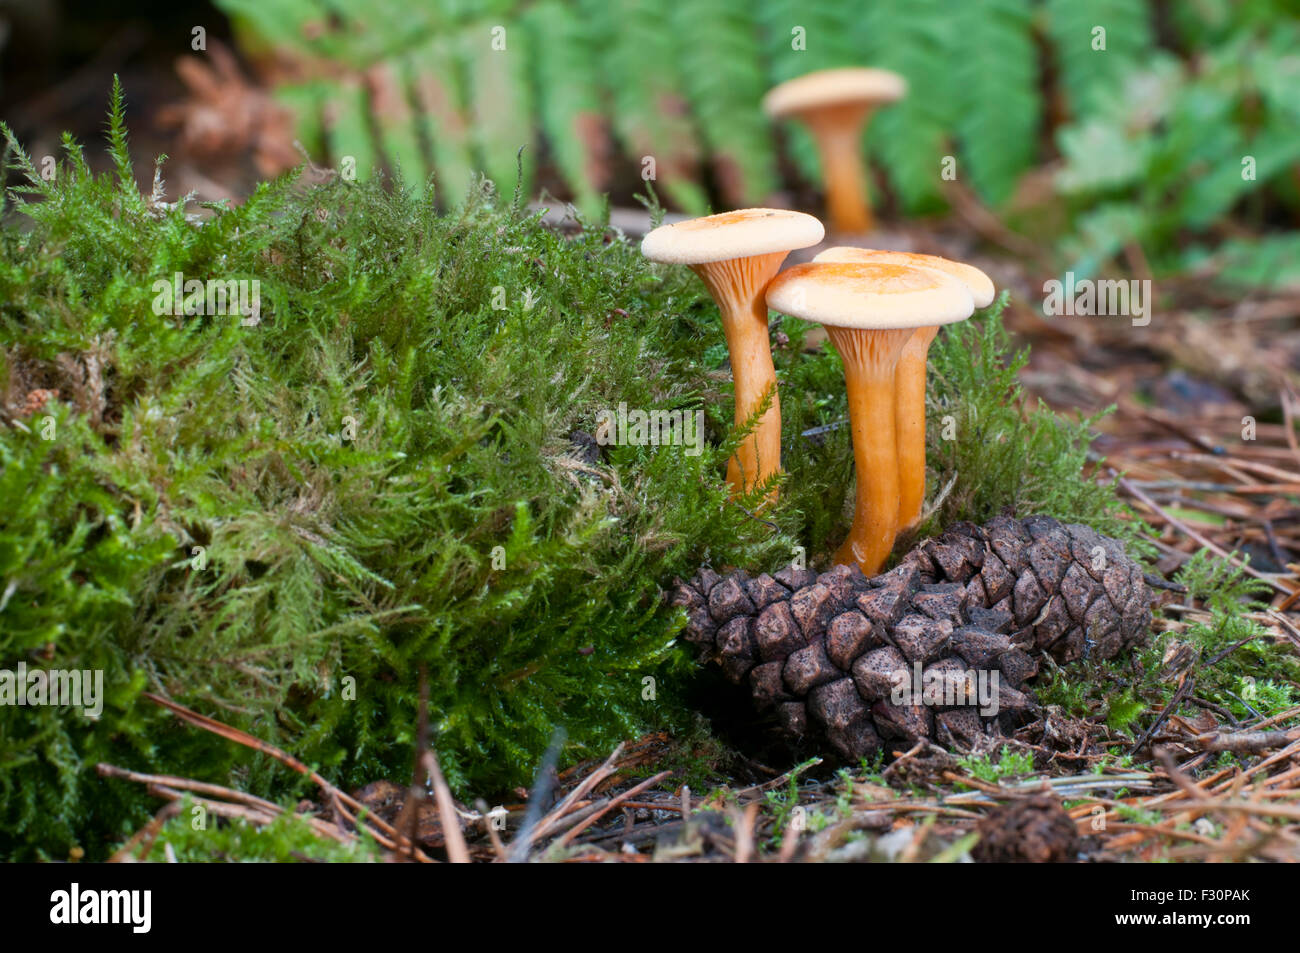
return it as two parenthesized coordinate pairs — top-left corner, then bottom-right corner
(763, 68), (905, 235)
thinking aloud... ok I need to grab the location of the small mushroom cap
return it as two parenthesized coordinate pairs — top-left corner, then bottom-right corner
(765, 261), (974, 330)
(641, 208), (824, 265)
(763, 68), (907, 118)
(815, 247), (996, 308)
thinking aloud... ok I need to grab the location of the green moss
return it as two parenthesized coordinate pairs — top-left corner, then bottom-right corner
(957, 745), (1033, 783)
(1105, 690), (1146, 732)
(121, 799), (381, 862)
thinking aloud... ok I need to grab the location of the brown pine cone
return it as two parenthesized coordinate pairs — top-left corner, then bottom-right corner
(671, 516), (1152, 761)
(972, 796), (1081, 862)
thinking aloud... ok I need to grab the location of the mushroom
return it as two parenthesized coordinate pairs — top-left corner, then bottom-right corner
(762, 69), (906, 235)
(641, 209), (824, 499)
(765, 261), (973, 574)
(815, 247), (995, 530)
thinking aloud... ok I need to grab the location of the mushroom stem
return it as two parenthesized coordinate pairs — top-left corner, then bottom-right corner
(805, 107), (873, 234)
(895, 325), (939, 530)
(691, 250), (788, 499)
(827, 325), (913, 574)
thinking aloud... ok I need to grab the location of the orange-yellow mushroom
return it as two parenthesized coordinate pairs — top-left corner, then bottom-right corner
(814, 248), (995, 530)
(766, 261), (973, 574)
(642, 209), (824, 499)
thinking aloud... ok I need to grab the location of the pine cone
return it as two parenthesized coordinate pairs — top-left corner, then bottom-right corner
(672, 516), (1151, 761)
(972, 796), (1081, 863)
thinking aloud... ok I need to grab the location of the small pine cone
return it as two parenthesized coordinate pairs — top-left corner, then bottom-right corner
(673, 516), (1151, 762)
(971, 796), (1081, 862)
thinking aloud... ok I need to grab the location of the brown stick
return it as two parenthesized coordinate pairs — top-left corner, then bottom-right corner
(98, 763), (285, 816)
(425, 748), (471, 863)
(554, 770), (673, 847)
(1194, 728), (1300, 753)
(109, 802), (181, 863)
(1116, 475), (1293, 594)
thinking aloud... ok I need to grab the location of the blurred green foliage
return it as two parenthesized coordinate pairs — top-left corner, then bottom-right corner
(1054, 2), (1300, 282)
(220, 0), (1300, 280)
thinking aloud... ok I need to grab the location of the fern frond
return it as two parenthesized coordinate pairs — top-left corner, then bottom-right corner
(459, 20), (535, 201)
(954, 0), (1041, 205)
(1044, 0), (1155, 119)
(366, 59), (429, 192)
(594, 0), (710, 213)
(324, 77), (380, 184)
(525, 0), (609, 215)
(858, 0), (959, 213)
(671, 0), (778, 206)
(409, 35), (476, 206)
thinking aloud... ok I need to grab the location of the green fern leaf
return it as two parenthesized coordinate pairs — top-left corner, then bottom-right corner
(324, 78), (380, 183)
(462, 20), (536, 201)
(590, 0), (710, 213)
(671, 0), (778, 206)
(524, 1), (610, 215)
(272, 82), (328, 161)
(367, 59), (430, 191)
(953, 0), (1041, 205)
(858, 0), (959, 213)
(1044, 0), (1155, 118)
(409, 35), (477, 206)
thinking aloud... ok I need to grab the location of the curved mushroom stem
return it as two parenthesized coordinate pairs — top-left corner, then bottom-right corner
(691, 251), (788, 500)
(803, 106), (873, 234)
(827, 325), (913, 574)
(895, 325), (939, 531)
